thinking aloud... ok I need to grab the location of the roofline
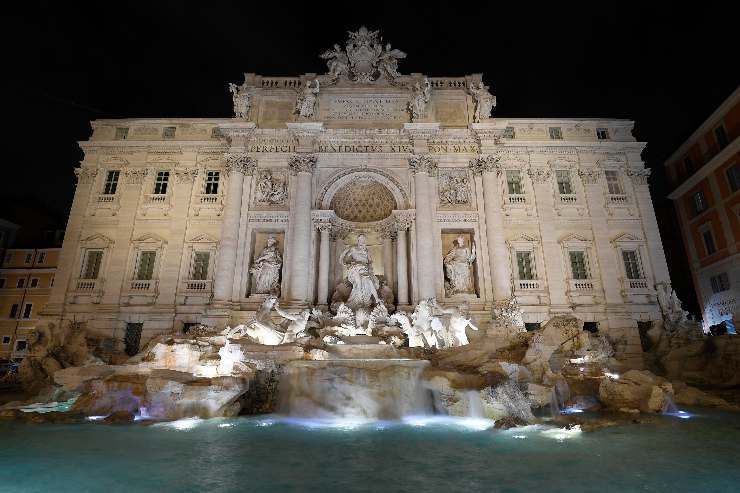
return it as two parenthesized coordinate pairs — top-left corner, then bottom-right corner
(667, 136), (740, 199)
(664, 85), (740, 167)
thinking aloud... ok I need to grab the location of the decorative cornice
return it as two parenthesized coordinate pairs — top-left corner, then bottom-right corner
(408, 154), (438, 176)
(223, 153), (257, 176)
(288, 153), (318, 174)
(468, 154), (500, 175)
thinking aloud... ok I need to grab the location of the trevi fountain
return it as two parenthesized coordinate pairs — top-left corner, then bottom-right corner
(2, 27), (740, 493)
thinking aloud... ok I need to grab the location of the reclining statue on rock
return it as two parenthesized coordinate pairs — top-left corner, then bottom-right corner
(389, 311), (424, 347)
(223, 295), (285, 345)
(275, 303), (311, 343)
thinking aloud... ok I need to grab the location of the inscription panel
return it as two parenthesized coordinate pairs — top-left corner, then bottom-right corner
(320, 95), (409, 121)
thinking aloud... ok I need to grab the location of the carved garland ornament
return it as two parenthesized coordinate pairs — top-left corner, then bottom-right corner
(578, 168), (603, 185)
(527, 167), (551, 184)
(223, 153), (256, 176)
(408, 154), (438, 176)
(288, 153), (318, 174)
(123, 168), (149, 184)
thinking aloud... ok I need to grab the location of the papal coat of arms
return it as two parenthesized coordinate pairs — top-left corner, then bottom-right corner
(321, 26), (406, 83)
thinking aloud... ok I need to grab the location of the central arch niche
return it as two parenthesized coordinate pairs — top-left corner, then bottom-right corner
(329, 178), (397, 223)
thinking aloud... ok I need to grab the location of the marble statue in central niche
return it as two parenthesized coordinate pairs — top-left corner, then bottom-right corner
(443, 235), (476, 296)
(341, 234), (381, 310)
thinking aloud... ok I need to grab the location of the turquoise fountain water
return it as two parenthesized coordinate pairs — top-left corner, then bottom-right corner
(2, 409), (740, 493)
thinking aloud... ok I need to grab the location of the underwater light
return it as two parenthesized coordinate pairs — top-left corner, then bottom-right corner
(560, 407), (584, 415)
(541, 425), (582, 441)
(218, 423), (234, 428)
(153, 417), (203, 430)
(513, 435), (527, 439)
(86, 415), (107, 421)
(604, 372), (620, 379)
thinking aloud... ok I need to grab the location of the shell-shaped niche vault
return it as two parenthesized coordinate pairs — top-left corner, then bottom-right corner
(329, 178), (397, 223)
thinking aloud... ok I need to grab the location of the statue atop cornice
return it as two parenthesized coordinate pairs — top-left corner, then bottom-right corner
(320, 26), (406, 84)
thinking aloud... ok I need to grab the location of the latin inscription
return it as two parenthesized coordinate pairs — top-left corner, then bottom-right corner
(323, 96), (408, 121)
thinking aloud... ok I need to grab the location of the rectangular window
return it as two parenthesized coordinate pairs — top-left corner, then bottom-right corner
(22, 303), (32, 319)
(1, 336), (10, 345)
(114, 127), (129, 140)
(30, 278), (39, 288)
(604, 170), (623, 194)
(81, 250), (103, 279)
(204, 171), (220, 195)
(37, 252), (46, 264)
(162, 126), (176, 139)
(103, 170), (120, 195)
(596, 128), (609, 140)
(516, 251), (535, 280)
(15, 340), (27, 352)
(692, 191), (707, 215)
(16, 278), (25, 288)
(9, 304), (18, 318)
(153, 171), (170, 195)
(135, 251), (157, 280)
(702, 229), (717, 255)
(0, 278), (5, 288)
(714, 125), (729, 149)
(684, 156), (695, 175)
(211, 127), (221, 139)
(503, 126), (515, 139)
(569, 251), (589, 279)
(24, 253), (32, 264)
(191, 252), (210, 280)
(622, 250), (643, 279)
(549, 127), (563, 140)
(506, 170), (523, 194)
(710, 273), (731, 294)
(50, 276), (55, 288)
(726, 163), (740, 193)
(555, 170), (573, 195)
(4, 252), (11, 264)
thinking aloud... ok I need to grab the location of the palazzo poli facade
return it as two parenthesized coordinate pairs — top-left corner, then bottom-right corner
(42, 28), (670, 364)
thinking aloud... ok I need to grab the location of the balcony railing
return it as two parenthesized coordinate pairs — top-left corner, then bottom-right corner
(607, 194), (628, 205)
(75, 278), (99, 292)
(569, 279), (595, 291)
(516, 279), (542, 291)
(507, 194), (527, 204)
(627, 279), (648, 290)
(197, 194), (223, 205)
(183, 279), (212, 292)
(127, 279), (158, 293)
(144, 193), (169, 205)
(559, 194), (577, 204)
(97, 194), (117, 203)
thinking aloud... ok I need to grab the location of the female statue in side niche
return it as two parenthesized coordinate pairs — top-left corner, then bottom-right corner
(443, 236), (476, 296)
(250, 236), (282, 296)
(340, 234), (381, 309)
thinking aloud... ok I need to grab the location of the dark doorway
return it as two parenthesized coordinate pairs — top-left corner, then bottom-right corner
(637, 321), (653, 351)
(525, 323), (541, 332)
(124, 323), (143, 356)
(583, 322), (599, 333)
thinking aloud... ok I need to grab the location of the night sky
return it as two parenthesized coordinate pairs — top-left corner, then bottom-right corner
(5, 1), (737, 314)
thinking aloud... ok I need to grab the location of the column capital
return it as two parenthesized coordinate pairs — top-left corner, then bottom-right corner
(469, 154), (500, 175)
(288, 153), (318, 175)
(73, 167), (98, 184)
(408, 154), (438, 176)
(393, 210), (416, 231)
(122, 168), (149, 185)
(626, 167), (651, 186)
(224, 153), (257, 176)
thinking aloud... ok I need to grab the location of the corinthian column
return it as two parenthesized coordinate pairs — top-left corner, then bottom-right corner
(213, 153), (256, 304)
(315, 221), (332, 307)
(470, 155), (512, 301)
(286, 154), (317, 303)
(395, 220), (411, 306)
(409, 154), (438, 300)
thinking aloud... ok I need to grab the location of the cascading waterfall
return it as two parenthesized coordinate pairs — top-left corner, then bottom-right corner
(278, 359), (434, 420)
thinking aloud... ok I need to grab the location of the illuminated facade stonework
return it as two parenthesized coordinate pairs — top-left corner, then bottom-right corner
(41, 28), (673, 366)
